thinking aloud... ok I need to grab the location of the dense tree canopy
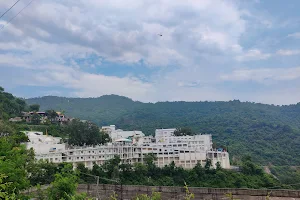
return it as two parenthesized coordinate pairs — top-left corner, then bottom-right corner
(26, 95), (300, 166)
(76, 155), (280, 189)
(0, 123), (32, 197)
(29, 104), (40, 112)
(66, 119), (110, 146)
(46, 110), (58, 122)
(174, 127), (194, 136)
(0, 87), (28, 120)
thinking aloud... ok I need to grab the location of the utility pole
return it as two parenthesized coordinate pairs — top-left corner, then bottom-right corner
(96, 176), (99, 200)
(80, 172), (100, 199)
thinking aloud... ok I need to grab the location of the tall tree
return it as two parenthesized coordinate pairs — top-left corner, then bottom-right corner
(66, 119), (109, 146)
(46, 110), (58, 122)
(174, 127), (194, 136)
(31, 113), (41, 125)
(29, 104), (40, 112)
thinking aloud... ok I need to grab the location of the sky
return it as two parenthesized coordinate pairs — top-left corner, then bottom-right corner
(0, 0), (300, 105)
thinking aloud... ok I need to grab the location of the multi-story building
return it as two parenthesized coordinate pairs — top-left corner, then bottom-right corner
(101, 125), (144, 142)
(25, 127), (230, 170)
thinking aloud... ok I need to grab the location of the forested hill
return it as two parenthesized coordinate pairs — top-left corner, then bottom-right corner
(27, 95), (300, 165)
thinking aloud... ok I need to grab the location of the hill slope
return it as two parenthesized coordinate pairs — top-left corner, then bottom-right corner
(26, 96), (300, 165)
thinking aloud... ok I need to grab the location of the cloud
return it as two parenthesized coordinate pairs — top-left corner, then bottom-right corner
(0, 0), (298, 105)
(288, 32), (300, 39)
(0, 0), (246, 67)
(221, 67), (300, 82)
(277, 49), (300, 56)
(236, 49), (271, 61)
(27, 65), (154, 101)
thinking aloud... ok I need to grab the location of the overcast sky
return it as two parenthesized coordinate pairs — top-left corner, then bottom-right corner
(1, 0), (300, 105)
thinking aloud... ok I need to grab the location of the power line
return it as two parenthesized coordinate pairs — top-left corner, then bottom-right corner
(0, 0), (21, 20)
(0, 0), (35, 31)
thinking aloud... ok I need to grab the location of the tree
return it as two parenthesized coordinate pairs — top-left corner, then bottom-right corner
(29, 104), (40, 112)
(0, 121), (15, 136)
(46, 110), (59, 123)
(47, 163), (91, 200)
(216, 162), (222, 171)
(174, 127), (194, 136)
(0, 134), (31, 196)
(204, 159), (212, 171)
(31, 113), (41, 125)
(47, 172), (78, 200)
(66, 119), (109, 146)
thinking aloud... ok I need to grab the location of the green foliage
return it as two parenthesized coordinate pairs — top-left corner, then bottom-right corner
(44, 163), (92, 200)
(46, 110), (58, 123)
(35, 184), (47, 200)
(29, 104), (40, 112)
(133, 190), (161, 200)
(26, 95), (300, 166)
(0, 123), (34, 199)
(109, 191), (118, 200)
(225, 192), (239, 200)
(174, 127), (194, 136)
(183, 182), (194, 200)
(31, 113), (41, 125)
(0, 136), (31, 195)
(76, 156), (280, 189)
(47, 167), (78, 200)
(0, 174), (12, 199)
(66, 119), (110, 146)
(0, 120), (15, 135)
(27, 160), (60, 186)
(0, 87), (28, 120)
(269, 166), (300, 189)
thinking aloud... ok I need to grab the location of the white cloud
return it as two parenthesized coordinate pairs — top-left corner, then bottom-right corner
(236, 49), (271, 61)
(221, 67), (300, 82)
(1, 0), (298, 105)
(288, 32), (300, 39)
(0, 0), (246, 67)
(277, 49), (300, 56)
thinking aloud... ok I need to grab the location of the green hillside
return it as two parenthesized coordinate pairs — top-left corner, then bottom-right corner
(0, 86), (28, 120)
(26, 95), (300, 166)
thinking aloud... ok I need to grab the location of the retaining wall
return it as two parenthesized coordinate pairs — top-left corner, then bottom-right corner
(77, 184), (300, 200)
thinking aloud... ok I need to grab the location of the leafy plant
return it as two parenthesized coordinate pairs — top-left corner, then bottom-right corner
(183, 182), (194, 200)
(133, 190), (161, 200)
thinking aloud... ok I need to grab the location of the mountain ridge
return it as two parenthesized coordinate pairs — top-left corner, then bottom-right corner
(26, 95), (300, 166)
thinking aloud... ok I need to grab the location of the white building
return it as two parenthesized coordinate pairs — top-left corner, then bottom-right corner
(25, 127), (230, 170)
(24, 131), (65, 153)
(101, 125), (145, 144)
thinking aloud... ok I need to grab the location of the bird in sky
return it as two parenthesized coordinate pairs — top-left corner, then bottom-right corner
(158, 34), (162, 36)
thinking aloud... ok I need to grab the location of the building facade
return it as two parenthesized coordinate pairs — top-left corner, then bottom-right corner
(25, 127), (230, 170)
